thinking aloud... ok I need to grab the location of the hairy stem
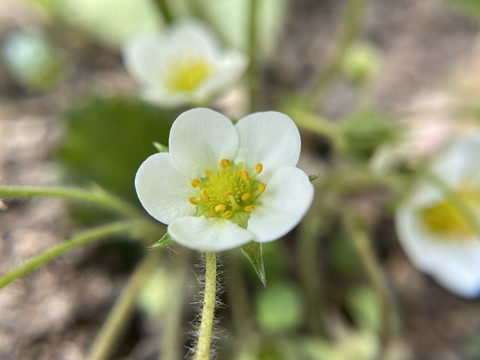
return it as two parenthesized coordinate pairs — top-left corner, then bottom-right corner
(0, 185), (141, 218)
(0, 220), (148, 290)
(87, 251), (160, 360)
(194, 252), (217, 360)
(344, 213), (394, 360)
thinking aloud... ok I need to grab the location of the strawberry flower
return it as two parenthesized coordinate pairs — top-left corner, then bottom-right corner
(135, 108), (314, 251)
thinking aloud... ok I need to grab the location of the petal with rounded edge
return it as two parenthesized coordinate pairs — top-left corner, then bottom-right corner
(122, 35), (164, 86)
(168, 216), (253, 251)
(235, 112), (301, 180)
(247, 167), (314, 242)
(135, 153), (195, 224)
(396, 206), (480, 298)
(169, 108), (239, 178)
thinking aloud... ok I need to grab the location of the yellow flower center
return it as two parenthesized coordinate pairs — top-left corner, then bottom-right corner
(419, 184), (480, 241)
(189, 158), (266, 228)
(162, 54), (212, 91)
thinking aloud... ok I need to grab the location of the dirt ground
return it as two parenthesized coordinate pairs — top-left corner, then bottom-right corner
(1, 0), (480, 359)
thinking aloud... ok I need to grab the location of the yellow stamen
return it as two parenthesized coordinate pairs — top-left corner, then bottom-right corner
(224, 190), (234, 196)
(222, 211), (232, 219)
(241, 193), (251, 201)
(189, 197), (198, 205)
(205, 169), (212, 176)
(201, 189), (209, 203)
(256, 163), (263, 174)
(208, 211), (214, 217)
(220, 158), (231, 168)
(190, 179), (200, 188)
(258, 183), (266, 193)
(240, 169), (249, 181)
(238, 162), (244, 169)
(215, 204), (226, 212)
(245, 205), (255, 212)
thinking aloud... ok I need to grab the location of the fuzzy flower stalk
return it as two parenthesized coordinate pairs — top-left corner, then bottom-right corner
(122, 20), (247, 106)
(135, 107), (314, 252)
(396, 134), (480, 298)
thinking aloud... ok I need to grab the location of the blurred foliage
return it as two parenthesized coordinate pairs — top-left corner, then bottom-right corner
(444, 0), (480, 20)
(2, 31), (66, 92)
(57, 96), (175, 203)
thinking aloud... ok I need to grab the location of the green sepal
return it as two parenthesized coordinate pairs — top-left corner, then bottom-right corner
(153, 141), (169, 153)
(241, 241), (266, 286)
(151, 232), (175, 249)
(309, 174), (319, 182)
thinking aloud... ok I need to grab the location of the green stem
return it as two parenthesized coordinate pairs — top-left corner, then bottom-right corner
(87, 251), (160, 360)
(297, 205), (327, 336)
(0, 220), (146, 290)
(160, 251), (189, 360)
(194, 252), (217, 360)
(344, 213), (394, 360)
(152, 0), (174, 24)
(308, 0), (370, 109)
(247, 0), (260, 111)
(0, 185), (141, 218)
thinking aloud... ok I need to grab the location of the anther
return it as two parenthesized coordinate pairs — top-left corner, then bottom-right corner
(222, 211), (232, 219)
(258, 183), (266, 193)
(256, 163), (263, 174)
(201, 189), (209, 203)
(190, 179), (200, 187)
(205, 169), (212, 175)
(240, 169), (249, 181)
(189, 197), (198, 205)
(245, 205), (255, 212)
(208, 211), (214, 217)
(224, 190), (234, 196)
(220, 158), (231, 168)
(241, 193), (251, 201)
(215, 204), (226, 212)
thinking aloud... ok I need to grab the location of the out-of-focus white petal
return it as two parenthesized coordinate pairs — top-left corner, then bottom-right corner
(165, 19), (220, 57)
(168, 216), (253, 251)
(122, 35), (164, 86)
(235, 112), (301, 180)
(396, 205), (480, 298)
(169, 108), (239, 178)
(135, 153), (195, 224)
(247, 167), (314, 242)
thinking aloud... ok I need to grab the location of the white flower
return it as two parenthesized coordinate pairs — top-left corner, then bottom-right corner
(395, 134), (480, 298)
(135, 108), (314, 252)
(122, 20), (248, 106)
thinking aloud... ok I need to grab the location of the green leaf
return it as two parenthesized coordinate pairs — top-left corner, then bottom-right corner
(308, 174), (319, 182)
(240, 241), (266, 286)
(57, 96), (175, 203)
(151, 233), (175, 248)
(153, 141), (169, 153)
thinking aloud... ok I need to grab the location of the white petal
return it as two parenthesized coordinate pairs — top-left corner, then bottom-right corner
(235, 112), (301, 180)
(166, 19), (220, 58)
(396, 202), (480, 298)
(169, 108), (239, 178)
(122, 34), (164, 86)
(168, 216), (253, 251)
(196, 50), (248, 99)
(247, 167), (314, 242)
(135, 153), (195, 224)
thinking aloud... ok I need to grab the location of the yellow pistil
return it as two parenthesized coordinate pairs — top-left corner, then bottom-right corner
(163, 55), (212, 91)
(188, 159), (268, 225)
(220, 158), (231, 168)
(256, 163), (263, 174)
